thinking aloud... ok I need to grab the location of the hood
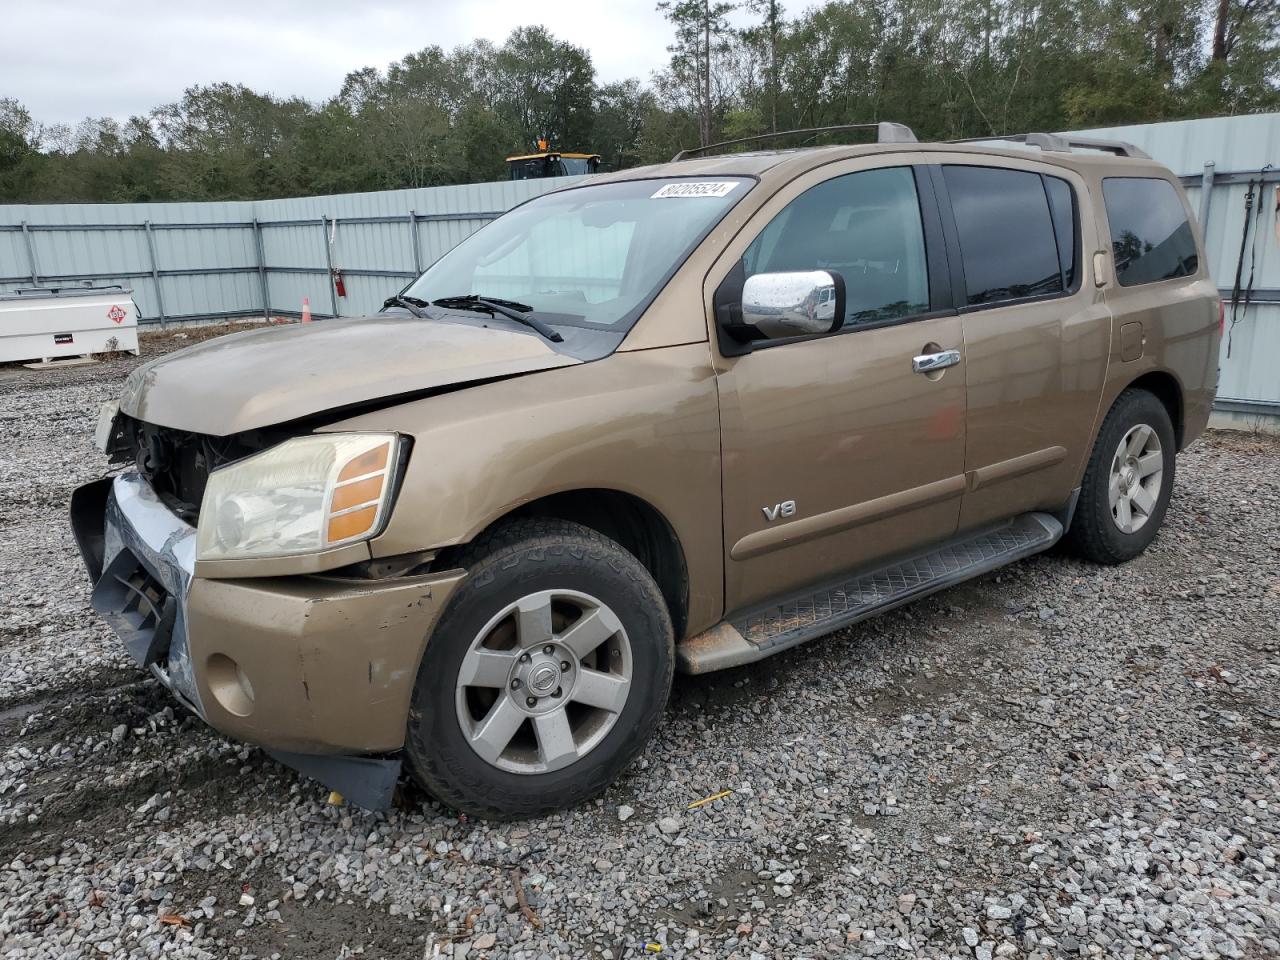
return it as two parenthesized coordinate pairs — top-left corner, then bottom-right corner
(119, 316), (579, 436)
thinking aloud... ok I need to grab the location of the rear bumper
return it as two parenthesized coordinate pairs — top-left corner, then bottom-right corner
(70, 473), (465, 809)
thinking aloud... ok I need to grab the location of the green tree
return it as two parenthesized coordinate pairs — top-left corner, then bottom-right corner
(594, 80), (655, 169)
(0, 99), (39, 199)
(743, 0), (785, 132)
(495, 27), (597, 150)
(656, 0), (738, 146)
(1, 10), (1276, 204)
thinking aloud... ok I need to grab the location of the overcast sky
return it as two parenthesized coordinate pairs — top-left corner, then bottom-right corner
(6, 0), (688, 127)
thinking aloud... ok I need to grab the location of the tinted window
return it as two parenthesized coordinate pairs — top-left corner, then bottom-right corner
(1045, 176), (1077, 290)
(943, 165), (1064, 306)
(743, 166), (929, 327)
(1102, 178), (1198, 286)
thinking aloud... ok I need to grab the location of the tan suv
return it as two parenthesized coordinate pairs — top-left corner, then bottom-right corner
(71, 124), (1220, 817)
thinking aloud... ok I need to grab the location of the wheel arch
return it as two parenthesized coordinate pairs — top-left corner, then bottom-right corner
(1124, 369), (1185, 449)
(441, 488), (691, 641)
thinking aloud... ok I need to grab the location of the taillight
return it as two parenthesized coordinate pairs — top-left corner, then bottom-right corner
(1218, 299), (1225, 336)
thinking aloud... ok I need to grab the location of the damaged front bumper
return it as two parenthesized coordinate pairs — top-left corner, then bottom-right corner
(71, 474), (204, 709)
(70, 473), (464, 809)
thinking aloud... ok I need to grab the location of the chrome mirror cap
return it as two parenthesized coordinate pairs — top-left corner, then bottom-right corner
(740, 270), (844, 340)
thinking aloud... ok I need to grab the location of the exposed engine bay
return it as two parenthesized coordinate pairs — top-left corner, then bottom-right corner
(110, 415), (282, 524)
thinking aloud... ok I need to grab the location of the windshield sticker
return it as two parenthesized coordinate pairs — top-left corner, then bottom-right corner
(651, 181), (739, 199)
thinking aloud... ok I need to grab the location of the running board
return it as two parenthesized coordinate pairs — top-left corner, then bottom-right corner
(677, 512), (1063, 674)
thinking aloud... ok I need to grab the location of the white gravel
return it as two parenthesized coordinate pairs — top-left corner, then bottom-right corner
(1, 348), (1278, 959)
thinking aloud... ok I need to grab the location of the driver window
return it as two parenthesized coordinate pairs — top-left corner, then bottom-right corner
(743, 166), (930, 327)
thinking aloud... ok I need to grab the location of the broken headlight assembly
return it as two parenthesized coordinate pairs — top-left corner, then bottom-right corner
(196, 433), (402, 561)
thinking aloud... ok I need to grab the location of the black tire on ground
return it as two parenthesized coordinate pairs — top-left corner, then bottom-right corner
(403, 518), (674, 819)
(1064, 388), (1176, 565)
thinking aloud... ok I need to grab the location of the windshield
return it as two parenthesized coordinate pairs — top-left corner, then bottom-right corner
(403, 177), (751, 329)
(508, 158), (550, 180)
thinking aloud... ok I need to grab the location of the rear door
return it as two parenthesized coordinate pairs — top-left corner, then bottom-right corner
(709, 156), (968, 613)
(929, 157), (1112, 530)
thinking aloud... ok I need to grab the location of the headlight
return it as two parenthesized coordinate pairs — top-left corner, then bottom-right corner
(196, 433), (402, 562)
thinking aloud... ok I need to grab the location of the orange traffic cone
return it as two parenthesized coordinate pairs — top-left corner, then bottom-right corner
(300, 297), (312, 323)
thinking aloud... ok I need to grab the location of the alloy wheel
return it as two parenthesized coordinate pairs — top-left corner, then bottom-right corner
(454, 589), (633, 774)
(1108, 423), (1164, 534)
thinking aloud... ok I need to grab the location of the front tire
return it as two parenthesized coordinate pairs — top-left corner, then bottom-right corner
(1064, 388), (1176, 564)
(404, 518), (674, 818)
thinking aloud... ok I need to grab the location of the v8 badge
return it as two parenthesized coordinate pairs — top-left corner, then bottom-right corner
(762, 500), (796, 522)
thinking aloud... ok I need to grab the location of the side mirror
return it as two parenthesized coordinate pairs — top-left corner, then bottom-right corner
(726, 270), (845, 342)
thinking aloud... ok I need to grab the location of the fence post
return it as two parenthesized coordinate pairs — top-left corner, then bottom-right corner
(20, 221), (38, 284)
(408, 210), (422, 274)
(252, 218), (270, 320)
(1197, 161), (1215, 234)
(321, 216), (339, 319)
(143, 220), (167, 328)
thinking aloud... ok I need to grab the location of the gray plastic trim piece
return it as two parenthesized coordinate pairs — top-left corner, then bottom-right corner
(672, 122), (918, 161)
(1025, 133), (1071, 152)
(876, 121), (919, 144)
(949, 133), (1151, 159)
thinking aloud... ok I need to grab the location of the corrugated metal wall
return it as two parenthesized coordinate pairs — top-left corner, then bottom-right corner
(0, 179), (578, 323)
(0, 201), (261, 322)
(1067, 114), (1280, 415)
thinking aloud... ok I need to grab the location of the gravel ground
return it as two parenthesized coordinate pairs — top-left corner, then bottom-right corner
(1, 339), (1277, 960)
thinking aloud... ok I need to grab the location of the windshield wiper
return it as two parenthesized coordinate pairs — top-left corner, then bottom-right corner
(382, 294), (429, 318)
(431, 294), (564, 343)
(435, 294), (534, 313)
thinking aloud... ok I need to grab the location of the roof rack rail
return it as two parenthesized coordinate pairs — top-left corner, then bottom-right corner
(950, 132), (1150, 159)
(671, 122), (917, 162)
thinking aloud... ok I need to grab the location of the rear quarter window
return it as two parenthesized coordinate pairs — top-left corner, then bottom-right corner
(1101, 178), (1198, 286)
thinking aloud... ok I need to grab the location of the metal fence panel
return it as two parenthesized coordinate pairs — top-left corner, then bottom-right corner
(0, 179), (576, 323)
(1074, 114), (1280, 181)
(1186, 180), (1278, 305)
(0, 229), (32, 282)
(1218, 303), (1280, 403)
(30, 224), (149, 279)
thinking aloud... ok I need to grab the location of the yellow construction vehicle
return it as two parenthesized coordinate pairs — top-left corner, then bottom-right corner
(506, 138), (601, 180)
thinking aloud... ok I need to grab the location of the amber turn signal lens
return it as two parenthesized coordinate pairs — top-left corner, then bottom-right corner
(338, 442), (390, 482)
(327, 505), (378, 544)
(324, 437), (398, 547)
(330, 475), (384, 513)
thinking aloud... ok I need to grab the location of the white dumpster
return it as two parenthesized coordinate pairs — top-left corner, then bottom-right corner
(0, 284), (140, 363)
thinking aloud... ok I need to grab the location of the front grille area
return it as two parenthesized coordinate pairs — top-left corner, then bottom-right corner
(94, 547), (177, 667)
(116, 415), (262, 523)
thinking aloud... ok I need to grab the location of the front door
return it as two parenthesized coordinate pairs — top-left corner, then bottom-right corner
(712, 159), (968, 613)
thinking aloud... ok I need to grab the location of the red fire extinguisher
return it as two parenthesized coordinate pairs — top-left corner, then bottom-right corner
(332, 268), (346, 298)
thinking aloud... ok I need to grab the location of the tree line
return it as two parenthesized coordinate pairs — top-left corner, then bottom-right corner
(1, 0), (1276, 203)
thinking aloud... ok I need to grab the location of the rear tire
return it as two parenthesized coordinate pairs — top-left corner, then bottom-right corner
(403, 518), (674, 819)
(1064, 388), (1175, 565)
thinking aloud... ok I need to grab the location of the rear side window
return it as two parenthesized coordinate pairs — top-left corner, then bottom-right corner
(1102, 178), (1198, 286)
(943, 165), (1069, 306)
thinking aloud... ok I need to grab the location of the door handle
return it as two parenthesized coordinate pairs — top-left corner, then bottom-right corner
(912, 348), (961, 374)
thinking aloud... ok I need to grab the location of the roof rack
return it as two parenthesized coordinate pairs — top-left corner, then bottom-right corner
(950, 132), (1150, 159)
(671, 122), (918, 162)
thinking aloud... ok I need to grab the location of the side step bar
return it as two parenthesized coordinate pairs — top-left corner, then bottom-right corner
(677, 512), (1063, 674)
